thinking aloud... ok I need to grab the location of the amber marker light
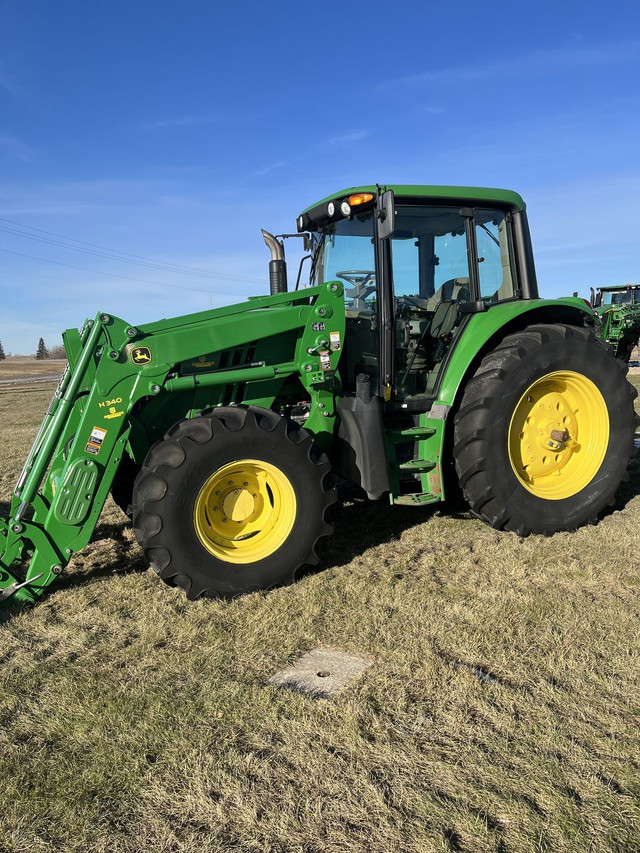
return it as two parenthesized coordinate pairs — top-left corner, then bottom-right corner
(347, 193), (374, 206)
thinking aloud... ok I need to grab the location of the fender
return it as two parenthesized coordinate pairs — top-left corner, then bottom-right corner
(434, 297), (594, 410)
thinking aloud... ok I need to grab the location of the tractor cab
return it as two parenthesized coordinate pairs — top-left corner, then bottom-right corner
(300, 186), (537, 406)
(594, 284), (640, 308)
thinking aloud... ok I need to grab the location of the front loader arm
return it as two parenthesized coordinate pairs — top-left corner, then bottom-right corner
(0, 281), (346, 605)
(0, 315), (135, 603)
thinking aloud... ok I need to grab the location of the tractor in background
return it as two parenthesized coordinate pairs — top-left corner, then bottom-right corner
(591, 283), (640, 361)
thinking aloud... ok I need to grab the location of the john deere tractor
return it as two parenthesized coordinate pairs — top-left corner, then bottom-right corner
(592, 283), (640, 362)
(1, 185), (637, 605)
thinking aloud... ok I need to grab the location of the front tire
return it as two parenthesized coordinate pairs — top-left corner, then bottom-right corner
(453, 323), (637, 535)
(132, 406), (336, 598)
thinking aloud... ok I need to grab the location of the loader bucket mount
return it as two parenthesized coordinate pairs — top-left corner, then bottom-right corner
(0, 314), (135, 604)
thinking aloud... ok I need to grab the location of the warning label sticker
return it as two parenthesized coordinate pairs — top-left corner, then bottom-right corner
(319, 350), (332, 371)
(329, 332), (341, 351)
(85, 426), (107, 456)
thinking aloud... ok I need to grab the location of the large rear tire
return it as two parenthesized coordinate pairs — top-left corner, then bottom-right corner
(132, 406), (336, 599)
(453, 323), (637, 535)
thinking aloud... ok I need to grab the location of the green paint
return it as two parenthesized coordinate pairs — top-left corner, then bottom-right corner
(302, 184), (526, 214)
(0, 185), (601, 605)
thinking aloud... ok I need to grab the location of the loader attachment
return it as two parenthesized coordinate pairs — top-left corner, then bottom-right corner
(0, 315), (136, 604)
(0, 281), (348, 605)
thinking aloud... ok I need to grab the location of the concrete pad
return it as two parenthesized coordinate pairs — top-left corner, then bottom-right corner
(269, 648), (373, 699)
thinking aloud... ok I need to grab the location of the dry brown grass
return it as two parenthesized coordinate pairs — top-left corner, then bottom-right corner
(0, 358), (66, 393)
(0, 369), (638, 853)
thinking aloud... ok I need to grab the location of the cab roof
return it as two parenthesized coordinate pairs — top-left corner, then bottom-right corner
(301, 184), (526, 215)
(597, 283), (640, 291)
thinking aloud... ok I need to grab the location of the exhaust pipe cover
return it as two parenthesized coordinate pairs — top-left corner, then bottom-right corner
(261, 230), (288, 294)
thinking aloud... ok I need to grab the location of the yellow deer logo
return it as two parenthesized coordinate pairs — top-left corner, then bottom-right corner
(131, 347), (152, 365)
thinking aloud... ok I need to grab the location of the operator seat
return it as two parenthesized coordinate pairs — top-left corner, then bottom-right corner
(425, 277), (470, 311)
(429, 300), (459, 341)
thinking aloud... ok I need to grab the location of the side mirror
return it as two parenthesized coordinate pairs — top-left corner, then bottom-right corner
(377, 189), (395, 240)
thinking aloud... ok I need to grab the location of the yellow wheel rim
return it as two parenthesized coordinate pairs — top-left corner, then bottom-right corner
(508, 371), (609, 500)
(194, 459), (296, 564)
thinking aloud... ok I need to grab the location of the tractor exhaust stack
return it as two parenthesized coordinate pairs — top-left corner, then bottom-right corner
(261, 229), (288, 295)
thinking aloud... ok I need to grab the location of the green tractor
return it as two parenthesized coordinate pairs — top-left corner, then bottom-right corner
(592, 283), (640, 362)
(1, 185), (637, 605)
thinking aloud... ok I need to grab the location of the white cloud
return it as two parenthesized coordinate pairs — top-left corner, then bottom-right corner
(0, 62), (22, 97)
(255, 159), (289, 176)
(380, 41), (640, 90)
(140, 115), (219, 130)
(326, 130), (368, 146)
(0, 135), (35, 162)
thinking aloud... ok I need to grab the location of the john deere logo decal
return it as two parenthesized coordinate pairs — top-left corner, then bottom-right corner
(131, 346), (152, 365)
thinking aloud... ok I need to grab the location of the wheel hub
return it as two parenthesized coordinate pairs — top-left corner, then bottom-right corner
(194, 459), (296, 563)
(222, 487), (256, 522)
(509, 371), (609, 499)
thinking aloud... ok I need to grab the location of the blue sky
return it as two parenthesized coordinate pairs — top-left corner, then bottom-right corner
(1, 0), (640, 354)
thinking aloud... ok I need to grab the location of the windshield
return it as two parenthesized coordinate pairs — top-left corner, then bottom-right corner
(602, 290), (639, 305)
(309, 203), (517, 307)
(309, 213), (376, 309)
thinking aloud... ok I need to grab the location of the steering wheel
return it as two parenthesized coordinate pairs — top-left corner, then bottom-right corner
(335, 270), (375, 287)
(336, 270), (376, 307)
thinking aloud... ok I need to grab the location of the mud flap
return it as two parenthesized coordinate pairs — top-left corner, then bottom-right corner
(335, 389), (391, 499)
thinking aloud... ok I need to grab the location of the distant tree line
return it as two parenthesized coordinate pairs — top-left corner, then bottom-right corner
(35, 339), (66, 359)
(0, 339), (66, 359)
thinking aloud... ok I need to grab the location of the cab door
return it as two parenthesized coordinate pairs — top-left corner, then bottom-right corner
(388, 204), (519, 403)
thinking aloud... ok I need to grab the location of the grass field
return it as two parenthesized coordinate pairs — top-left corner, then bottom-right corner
(0, 358), (65, 391)
(0, 365), (639, 853)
